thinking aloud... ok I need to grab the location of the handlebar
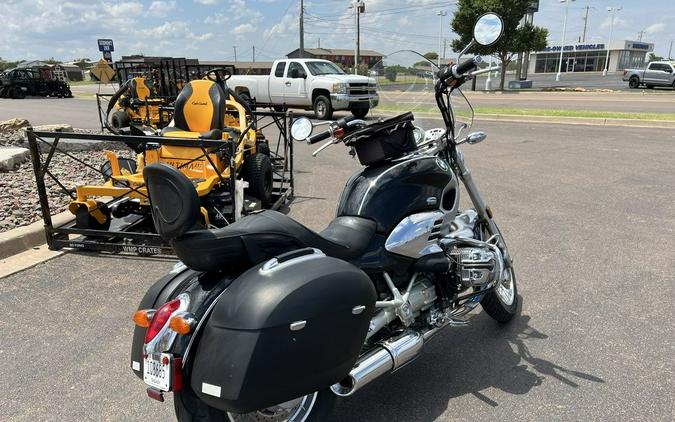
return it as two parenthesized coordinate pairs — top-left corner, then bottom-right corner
(306, 115), (359, 144)
(455, 56), (482, 76)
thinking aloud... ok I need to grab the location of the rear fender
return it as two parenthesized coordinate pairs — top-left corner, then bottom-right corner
(129, 263), (236, 380)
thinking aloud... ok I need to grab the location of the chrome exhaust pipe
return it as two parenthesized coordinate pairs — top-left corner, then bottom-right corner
(331, 330), (425, 397)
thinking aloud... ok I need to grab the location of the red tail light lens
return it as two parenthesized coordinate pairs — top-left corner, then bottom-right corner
(145, 298), (181, 343)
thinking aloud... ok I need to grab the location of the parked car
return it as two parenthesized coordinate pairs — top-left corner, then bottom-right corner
(229, 59), (379, 120)
(623, 61), (675, 89)
(0, 68), (73, 99)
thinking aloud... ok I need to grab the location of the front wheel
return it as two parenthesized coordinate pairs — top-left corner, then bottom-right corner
(479, 223), (519, 322)
(313, 95), (333, 120)
(175, 388), (336, 422)
(350, 108), (369, 119)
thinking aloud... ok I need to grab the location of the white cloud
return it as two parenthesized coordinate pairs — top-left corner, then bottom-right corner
(233, 23), (256, 34)
(106, 1), (144, 18)
(194, 0), (219, 4)
(148, 1), (176, 18)
(645, 23), (666, 34)
(600, 16), (628, 30)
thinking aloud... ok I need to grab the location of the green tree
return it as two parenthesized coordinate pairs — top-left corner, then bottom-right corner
(415, 51), (439, 67)
(648, 53), (663, 62)
(451, 0), (548, 90)
(384, 66), (397, 82)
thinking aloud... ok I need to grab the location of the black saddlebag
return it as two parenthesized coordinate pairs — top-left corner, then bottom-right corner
(189, 249), (376, 413)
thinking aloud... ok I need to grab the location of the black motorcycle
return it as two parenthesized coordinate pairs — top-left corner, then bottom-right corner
(130, 13), (518, 422)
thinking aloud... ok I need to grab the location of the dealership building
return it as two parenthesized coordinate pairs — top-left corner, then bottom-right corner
(528, 40), (654, 74)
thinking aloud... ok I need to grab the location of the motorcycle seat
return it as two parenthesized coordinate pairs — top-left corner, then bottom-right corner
(143, 162), (376, 272)
(172, 211), (376, 272)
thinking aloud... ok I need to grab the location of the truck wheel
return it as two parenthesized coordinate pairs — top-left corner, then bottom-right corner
(351, 108), (369, 119)
(111, 111), (131, 131)
(12, 86), (25, 99)
(313, 95), (333, 120)
(628, 76), (640, 89)
(242, 153), (273, 207)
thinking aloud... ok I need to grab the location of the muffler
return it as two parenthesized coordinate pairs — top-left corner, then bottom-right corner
(331, 330), (429, 397)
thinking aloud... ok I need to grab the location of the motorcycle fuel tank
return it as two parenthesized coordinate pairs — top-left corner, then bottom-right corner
(336, 155), (458, 234)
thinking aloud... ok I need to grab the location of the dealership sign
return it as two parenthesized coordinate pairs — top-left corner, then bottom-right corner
(97, 39), (114, 52)
(543, 43), (605, 52)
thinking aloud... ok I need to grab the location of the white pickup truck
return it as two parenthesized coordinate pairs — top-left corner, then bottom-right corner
(623, 61), (675, 89)
(229, 59), (379, 120)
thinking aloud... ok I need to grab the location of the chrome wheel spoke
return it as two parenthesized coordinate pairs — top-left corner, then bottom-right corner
(227, 392), (318, 422)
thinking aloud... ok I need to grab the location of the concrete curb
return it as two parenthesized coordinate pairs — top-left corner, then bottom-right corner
(0, 211), (71, 260)
(474, 114), (675, 129)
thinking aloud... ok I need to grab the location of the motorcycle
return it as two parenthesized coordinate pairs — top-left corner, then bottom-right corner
(129, 13), (518, 422)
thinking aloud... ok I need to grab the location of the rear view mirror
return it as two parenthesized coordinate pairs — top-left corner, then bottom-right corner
(457, 131), (487, 145)
(291, 117), (313, 141)
(473, 13), (504, 46)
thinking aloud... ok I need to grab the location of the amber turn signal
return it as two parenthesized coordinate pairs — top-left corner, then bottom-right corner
(169, 314), (196, 335)
(132, 309), (155, 328)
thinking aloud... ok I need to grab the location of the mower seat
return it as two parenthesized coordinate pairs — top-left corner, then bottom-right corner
(161, 80), (225, 139)
(143, 163), (376, 271)
(129, 77), (152, 103)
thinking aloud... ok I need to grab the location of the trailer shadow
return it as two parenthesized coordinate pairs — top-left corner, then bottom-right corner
(327, 299), (605, 421)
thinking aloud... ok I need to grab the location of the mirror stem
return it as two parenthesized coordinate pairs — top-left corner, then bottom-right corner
(457, 39), (476, 64)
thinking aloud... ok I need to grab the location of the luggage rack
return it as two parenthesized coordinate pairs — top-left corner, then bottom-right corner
(25, 111), (294, 257)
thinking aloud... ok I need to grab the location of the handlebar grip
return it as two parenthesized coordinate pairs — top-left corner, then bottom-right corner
(307, 129), (332, 145)
(455, 56), (482, 76)
(336, 115), (356, 129)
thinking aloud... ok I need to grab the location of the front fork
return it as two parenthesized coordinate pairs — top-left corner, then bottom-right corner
(453, 147), (512, 265)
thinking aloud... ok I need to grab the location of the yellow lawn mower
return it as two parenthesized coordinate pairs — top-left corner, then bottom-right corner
(71, 68), (275, 231)
(106, 74), (169, 133)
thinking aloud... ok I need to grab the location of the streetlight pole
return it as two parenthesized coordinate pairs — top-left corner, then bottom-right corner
(436, 10), (447, 68)
(556, 0), (574, 82)
(603, 6), (622, 76)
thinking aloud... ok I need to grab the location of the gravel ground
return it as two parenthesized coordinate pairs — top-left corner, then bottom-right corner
(0, 127), (133, 233)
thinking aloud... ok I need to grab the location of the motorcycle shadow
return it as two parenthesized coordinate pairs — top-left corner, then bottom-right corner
(328, 298), (605, 421)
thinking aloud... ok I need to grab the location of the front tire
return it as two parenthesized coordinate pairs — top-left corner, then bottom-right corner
(479, 223), (519, 322)
(350, 108), (369, 119)
(110, 110), (130, 131)
(313, 95), (333, 120)
(628, 76), (640, 89)
(175, 388), (336, 422)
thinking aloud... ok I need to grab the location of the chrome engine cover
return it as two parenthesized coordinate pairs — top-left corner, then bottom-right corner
(447, 247), (498, 287)
(385, 211), (453, 258)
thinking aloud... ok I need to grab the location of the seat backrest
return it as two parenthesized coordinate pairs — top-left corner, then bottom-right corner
(143, 163), (201, 240)
(173, 80), (225, 133)
(130, 77), (151, 101)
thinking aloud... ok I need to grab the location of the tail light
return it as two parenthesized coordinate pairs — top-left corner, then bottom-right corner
(623, 70), (627, 76)
(145, 298), (181, 343)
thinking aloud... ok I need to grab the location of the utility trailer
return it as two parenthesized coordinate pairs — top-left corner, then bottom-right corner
(25, 110), (294, 257)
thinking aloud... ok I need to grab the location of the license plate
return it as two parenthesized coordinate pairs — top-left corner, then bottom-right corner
(143, 353), (172, 391)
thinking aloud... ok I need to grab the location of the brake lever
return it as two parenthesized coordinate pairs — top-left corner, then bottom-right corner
(312, 138), (339, 157)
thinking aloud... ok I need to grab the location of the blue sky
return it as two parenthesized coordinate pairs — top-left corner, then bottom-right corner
(0, 0), (672, 62)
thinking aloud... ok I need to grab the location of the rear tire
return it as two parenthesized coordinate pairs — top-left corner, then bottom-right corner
(174, 387), (336, 422)
(313, 95), (333, 120)
(110, 110), (130, 131)
(351, 108), (369, 119)
(100, 158), (137, 182)
(628, 76), (640, 89)
(242, 153), (273, 207)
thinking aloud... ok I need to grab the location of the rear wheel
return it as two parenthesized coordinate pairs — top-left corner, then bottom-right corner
(313, 95), (333, 120)
(628, 76), (640, 89)
(242, 153), (273, 207)
(175, 388), (335, 422)
(110, 110), (130, 131)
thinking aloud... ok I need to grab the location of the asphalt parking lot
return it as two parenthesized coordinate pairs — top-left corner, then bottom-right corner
(1, 115), (673, 421)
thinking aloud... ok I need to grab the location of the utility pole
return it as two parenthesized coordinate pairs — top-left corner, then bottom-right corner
(299, 0), (305, 58)
(233, 46), (237, 62)
(436, 10), (447, 68)
(351, 0), (365, 74)
(581, 5), (589, 42)
(603, 6), (621, 76)
(252, 45), (255, 63)
(556, 0), (574, 82)
(442, 39), (447, 63)
(669, 40), (673, 59)
(637, 30), (645, 41)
